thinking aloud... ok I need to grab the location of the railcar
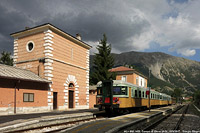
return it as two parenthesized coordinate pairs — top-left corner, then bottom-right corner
(96, 80), (172, 113)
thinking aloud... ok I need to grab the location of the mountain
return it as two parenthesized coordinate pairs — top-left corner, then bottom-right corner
(90, 51), (200, 96)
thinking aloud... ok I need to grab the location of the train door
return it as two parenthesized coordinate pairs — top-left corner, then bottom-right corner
(102, 80), (113, 105)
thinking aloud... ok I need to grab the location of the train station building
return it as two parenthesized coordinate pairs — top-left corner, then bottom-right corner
(0, 23), (91, 115)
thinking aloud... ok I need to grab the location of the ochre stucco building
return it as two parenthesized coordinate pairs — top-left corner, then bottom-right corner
(0, 23), (91, 115)
(110, 66), (148, 88)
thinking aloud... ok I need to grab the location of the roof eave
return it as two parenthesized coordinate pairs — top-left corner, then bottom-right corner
(0, 75), (51, 84)
(113, 70), (148, 79)
(10, 23), (92, 49)
(48, 24), (92, 49)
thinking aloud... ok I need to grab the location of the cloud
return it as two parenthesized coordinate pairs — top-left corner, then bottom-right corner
(0, 0), (200, 59)
(177, 49), (196, 56)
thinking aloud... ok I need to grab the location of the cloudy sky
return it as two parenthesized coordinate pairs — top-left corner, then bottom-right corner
(0, 0), (200, 61)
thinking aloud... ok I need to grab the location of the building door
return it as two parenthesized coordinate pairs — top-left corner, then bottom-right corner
(69, 90), (74, 108)
(53, 92), (57, 110)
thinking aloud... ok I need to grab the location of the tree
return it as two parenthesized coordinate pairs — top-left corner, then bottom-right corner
(90, 34), (115, 85)
(0, 51), (13, 66)
(172, 88), (182, 103)
(194, 90), (200, 106)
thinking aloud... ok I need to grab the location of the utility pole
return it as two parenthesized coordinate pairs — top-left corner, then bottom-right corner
(148, 69), (151, 112)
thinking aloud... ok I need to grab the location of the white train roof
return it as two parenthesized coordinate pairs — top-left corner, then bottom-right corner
(96, 80), (171, 97)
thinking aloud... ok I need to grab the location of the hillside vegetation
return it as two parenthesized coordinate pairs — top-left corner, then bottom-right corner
(90, 51), (200, 96)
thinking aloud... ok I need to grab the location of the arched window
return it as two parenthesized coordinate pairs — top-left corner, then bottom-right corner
(69, 83), (74, 88)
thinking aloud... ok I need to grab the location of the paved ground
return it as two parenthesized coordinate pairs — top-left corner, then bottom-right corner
(61, 106), (177, 133)
(0, 108), (98, 128)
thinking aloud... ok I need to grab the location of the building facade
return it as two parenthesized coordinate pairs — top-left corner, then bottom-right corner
(10, 23), (91, 111)
(0, 64), (50, 115)
(110, 66), (148, 88)
(89, 85), (97, 109)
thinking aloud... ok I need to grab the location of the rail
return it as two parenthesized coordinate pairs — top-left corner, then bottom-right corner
(174, 104), (189, 130)
(142, 105), (185, 131)
(193, 104), (200, 112)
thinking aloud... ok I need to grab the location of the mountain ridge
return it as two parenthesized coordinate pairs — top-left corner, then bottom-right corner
(90, 51), (200, 96)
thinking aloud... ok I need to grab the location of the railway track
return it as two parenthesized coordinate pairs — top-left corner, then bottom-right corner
(179, 104), (200, 131)
(4, 111), (106, 133)
(6, 118), (97, 133)
(143, 104), (188, 131)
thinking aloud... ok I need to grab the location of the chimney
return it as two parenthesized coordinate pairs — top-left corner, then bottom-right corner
(76, 33), (81, 40)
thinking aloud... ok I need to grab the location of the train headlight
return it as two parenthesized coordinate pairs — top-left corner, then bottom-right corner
(98, 97), (102, 103)
(113, 97), (119, 103)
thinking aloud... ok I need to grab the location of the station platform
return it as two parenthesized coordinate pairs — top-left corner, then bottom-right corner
(63, 105), (180, 133)
(0, 105), (180, 132)
(0, 108), (99, 132)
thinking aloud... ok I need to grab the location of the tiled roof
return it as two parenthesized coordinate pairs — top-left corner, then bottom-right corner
(109, 66), (134, 72)
(109, 66), (148, 79)
(0, 64), (50, 83)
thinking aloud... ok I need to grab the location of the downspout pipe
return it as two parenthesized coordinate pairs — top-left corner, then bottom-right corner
(14, 80), (20, 114)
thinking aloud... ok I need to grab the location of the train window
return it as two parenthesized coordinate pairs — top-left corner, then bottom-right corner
(97, 87), (102, 95)
(113, 86), (121, 95)
(142, 91), (144, 98)
(160, 95), (162, 100)
(121, 87), (127, 95)
(131, 88), (135, 97)
(139, 90), (141, 98)
(135, 90), (137, 97)
(151, 93), (152, 99)
(113, 86), (127, 95)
